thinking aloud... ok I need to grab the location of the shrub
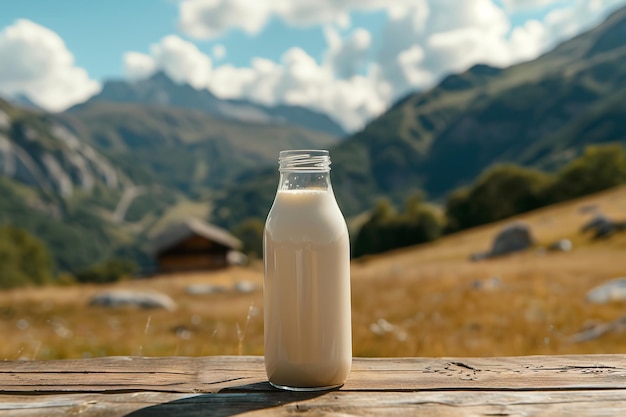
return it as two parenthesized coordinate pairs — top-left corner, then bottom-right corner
(354, 194), (445, 257)
(75, 258), (138, 284)
(444, 144), (626, 233)
(353, 199), (396, 257)
(547, 144), (626, 203)
(234, 218), (265, 258)
(445, 164), (553, 232)
(0, 226), (53, 289)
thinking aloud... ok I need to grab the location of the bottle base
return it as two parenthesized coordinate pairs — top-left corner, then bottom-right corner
(269, 381), (343, 392)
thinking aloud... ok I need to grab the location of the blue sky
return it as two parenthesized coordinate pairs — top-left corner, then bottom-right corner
(0, 0), (624, 130)
(0, 1), (385, 80)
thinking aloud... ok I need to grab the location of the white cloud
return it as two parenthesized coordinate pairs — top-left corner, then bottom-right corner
(543, 0), (624, 44)
(509, 20), (548, 61)
(212, 43), (226, 60)
(374, 0), (519, 95)
(503, 0), (564, 11)
(0, 19), (100, 111)
(397, 45), (433, 87)
(145, 0), (626, 131)
(178, 0), (418, 39)
(212, 46), (389, 131)
(124, 34), (386, 130)
(150, 35), (213, 89)
(209, 63), (256, 98)
(179, 0), (273, 39)
(123, 35), (214, 90)
(324, 27), (372, 79)
(124, 51), (156, 81)
(373, 0), (625, 99)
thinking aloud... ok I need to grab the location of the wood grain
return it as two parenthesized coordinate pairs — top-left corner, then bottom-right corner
(1, 355), (625, 416)
(2, 355), (625, 393)
(1, 390), (625, 417)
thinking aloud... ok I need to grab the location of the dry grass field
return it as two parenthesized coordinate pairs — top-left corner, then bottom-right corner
(2, 186), (626, 360)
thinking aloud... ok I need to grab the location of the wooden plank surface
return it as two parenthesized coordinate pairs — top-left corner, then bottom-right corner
(2, 390), (626, 417)
(2, 355), (626, 393)
(0, 355), (625, 416)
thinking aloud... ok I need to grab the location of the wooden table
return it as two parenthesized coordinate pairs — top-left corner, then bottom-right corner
(1, 355), (625, 416)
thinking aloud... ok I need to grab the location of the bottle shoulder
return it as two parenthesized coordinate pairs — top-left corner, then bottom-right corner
(265, 189), (348, 243)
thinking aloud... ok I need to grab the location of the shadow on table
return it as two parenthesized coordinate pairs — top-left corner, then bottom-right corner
(124, 382), (329, 417)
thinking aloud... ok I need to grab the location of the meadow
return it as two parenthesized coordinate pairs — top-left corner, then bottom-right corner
(2, 186), (626, 360)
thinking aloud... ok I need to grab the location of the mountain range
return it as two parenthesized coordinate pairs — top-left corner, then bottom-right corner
(74, 72), (346, 137)
(58, 101), (338, 193)
(0, 76), (341, 271)
(214, 5), (626, 227)
(2, 5), (626, 272)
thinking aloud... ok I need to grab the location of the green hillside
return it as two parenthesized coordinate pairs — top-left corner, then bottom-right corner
(0, 94), (339, 273)
(214, 5), (626, 227)
(0, 99), (137, 271)
(58, 102), (338, 195)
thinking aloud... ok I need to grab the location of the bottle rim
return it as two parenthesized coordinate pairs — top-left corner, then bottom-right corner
(279, 150), (330, 172)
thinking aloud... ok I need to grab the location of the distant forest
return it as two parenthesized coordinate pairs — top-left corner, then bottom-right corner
(353, 143), (626, 257)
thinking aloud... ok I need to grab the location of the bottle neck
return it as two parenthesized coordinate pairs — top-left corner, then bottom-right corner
(277, 150), (332, 192)
(279, 170), (331, 191)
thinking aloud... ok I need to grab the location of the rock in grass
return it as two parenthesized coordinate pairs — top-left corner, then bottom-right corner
(570, 316), (626, 343)
(490, 222), (534, 257)
(548, 239), (573, 252)
(234, 281), (258, 293)
(186, 284), (228, 295)
(471, 276), (502, 290)
(470, 222), (534, 261)
(581, 214), (626, 239)
(586, 278), (626, 304)
(581, 214), (617, 239)
(89, 290), (176, 310)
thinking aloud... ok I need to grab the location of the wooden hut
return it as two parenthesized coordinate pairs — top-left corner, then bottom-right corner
(151, 218), (243, 273)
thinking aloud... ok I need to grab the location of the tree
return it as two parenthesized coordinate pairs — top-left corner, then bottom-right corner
(234, 218), (265, 258)
(397, 204), (444, 247)
(0, 226), (53, 289)
(353, 194), (444, 257)
(444, 187), (472, 233)
(548, 144), (626, 203)
(444, 144), (626, 233)
(353, 199), (396, 257)
(445, 164), (553, 232)
(75, 258), (137, 284)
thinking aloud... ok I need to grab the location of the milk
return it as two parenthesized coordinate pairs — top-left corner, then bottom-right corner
(264, 189), (352, 390)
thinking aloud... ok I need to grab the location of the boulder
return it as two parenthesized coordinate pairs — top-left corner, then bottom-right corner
(234, 281), (259, 293)
(570, 316), (626, 343)
(89, 290), (176, 310)
(581, 214), (617, 239)
(548, 239), (573, 252)
(227, 250), (248, 266)
(471, 276), (502, 290)
(469, 252), (489, 262)
(586, 278), (626, 304)
(186, 284), (227, 295)
(470, 223), (534, 261)
(489, 222), (534, 257)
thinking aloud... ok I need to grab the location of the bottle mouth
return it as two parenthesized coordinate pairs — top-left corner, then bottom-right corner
(279, 150), (331, 172)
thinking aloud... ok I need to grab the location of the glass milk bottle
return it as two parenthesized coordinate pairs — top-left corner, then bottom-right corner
(263, 150), (352, 391)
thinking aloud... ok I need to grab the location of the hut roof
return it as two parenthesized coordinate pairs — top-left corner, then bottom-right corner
(151, 218), (242, 255)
